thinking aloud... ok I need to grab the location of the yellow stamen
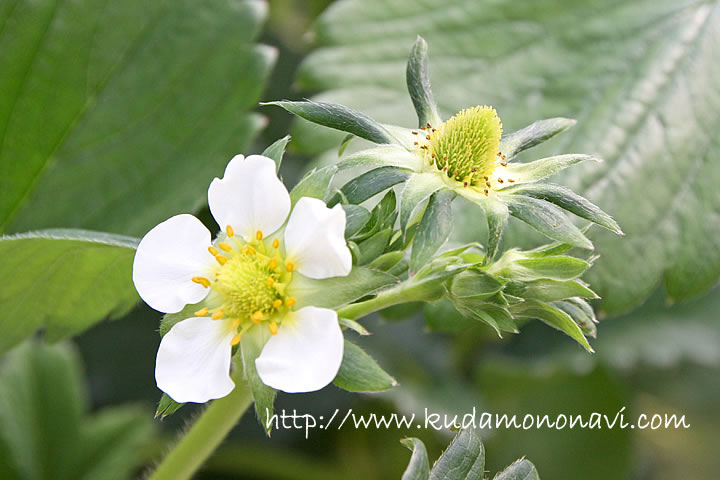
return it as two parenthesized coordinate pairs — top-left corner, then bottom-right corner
(211, 310), (224, 320)
(216, 255), (228, 265)
(269, 321), (279, 335)
(192, 276), (210, 288)
(226, 225), (234, 237)
(251, 311), (264, 324)
(244, 246), (256, 256)
(267, 277), (275, 287)
(286, 261), (294, 272)
(269, 258), (277, 270)
(285, 297), (296, 307)
(256, 230), (263, 241)
(231, 318), (241, 330)
(218, 242), (233, 252)
(230, 333), (242, 346)
(272, 299), (283, 309)
(194, 307), (209, 316)
(272, 238), (280, 249)
(208, 246), (219, 256)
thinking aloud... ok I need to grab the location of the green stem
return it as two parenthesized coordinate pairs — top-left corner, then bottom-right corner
(337, 285), (408, 320)
(148, 366), (253, 480)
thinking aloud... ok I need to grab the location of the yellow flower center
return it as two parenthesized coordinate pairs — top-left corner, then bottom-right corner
(191, 226), (296, 344)
(416, 105), (503, 188)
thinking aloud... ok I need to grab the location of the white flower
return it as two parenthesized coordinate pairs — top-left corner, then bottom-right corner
(132, 154), (352, 403)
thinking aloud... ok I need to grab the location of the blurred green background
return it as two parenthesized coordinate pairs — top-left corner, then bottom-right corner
(1, 0), (719, 478)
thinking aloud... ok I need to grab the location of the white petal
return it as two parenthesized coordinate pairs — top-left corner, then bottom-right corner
(284, 197), (352, 279)
(155, 317), (236, 403)
(208, 154), (290, 241)
(132, 214), (214, 313)
(255, 307), (344, 393)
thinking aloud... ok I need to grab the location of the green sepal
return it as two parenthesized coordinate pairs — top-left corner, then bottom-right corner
(155, 393), (184, 419)
(369, 251), (406, 271)
(449, 269), (504, 301)
(333, 340), (397, 392)
(489, 251), (591, 282)
(343, 205), (371, 237)
(553, 298), (598, 337)
(338, 133), (355, 156)
(502, 183), (622, 235)
(339, 318), (371, 336)
(290, 266), (399, 309)
(355, 228), (393, 265)
(262, 135), (291, 172)
(494, 459), (541, 480)
(263, 100), (398, 145)
(289, 165), (338, 206)
(499, 118), (576, 161)
(503, 279), (598, 303)
(400, 437), (431, 480)
(502, 154), (599, 184)
(398, 172), (447, 235)
(240, 326), (276, 436)
(410, 189), (455, 274)
(337, 145), (422, 172)
(511, 299), (593, 352)
(429, 429), (485, 480)
(328, 166), (412, 207)
(406, 36), (442, 128)
(504, 195), (593, 249)
(478, 197), (509, 263)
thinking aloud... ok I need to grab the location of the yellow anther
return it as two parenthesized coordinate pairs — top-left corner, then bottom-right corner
(267, 277), (275, 287)
(231, 318), (241, 330)
(268, 258), (277, 270)
(272, 299), (283, 309)
(226, 225), (234, 237)
(243, 246), (256, 256)
(269, 321), (279, 335)
(230, 333), (242, 346)
(216, 255), (228, 265)
(272, 238), (280, 249)
(286, 261), (294, 272)
(251, 311), (264, 323)
(208, 246), (219, 256)
(192, 276), (211, 288)
(211, 310), (224, 320)
(194, 307), (209, 317)
(285, 297), (297, 307)
(256, 230), (263, 241)
(218, 242), (233, 252)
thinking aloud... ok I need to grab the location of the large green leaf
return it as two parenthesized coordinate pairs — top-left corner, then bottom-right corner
(0, 341), (152, 480)
(295, 0), (720, 314)
(0, 229), (139, 353)
(0, 0), (274, 237)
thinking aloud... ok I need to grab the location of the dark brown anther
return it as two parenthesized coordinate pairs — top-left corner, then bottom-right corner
(414, 141), (419, 145)
(501, 154), (506, 160)
(483, 176), (489, 181)
(412, 131), (418, 135)
(508, 179), (515, 183)
(497, 152), (502, 157)
(463, 182), (468, 187)
(484, 189), (489, 196)
(471, 168), (477, 172)
(431, 128), (436, 132)
(498, 178), (504, 183)
(486, 182), (491, 187)
(426, 135), (431, 140)
(500, 162), (508, 167)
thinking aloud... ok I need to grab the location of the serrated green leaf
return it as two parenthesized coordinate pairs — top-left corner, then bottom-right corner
(400, 437), (430, 480)
(1, 0), (273, 237)
(241, 326), (276, 436)
(399, 172), (447, 234)
(333, 340), (396, 392)
(512, 299), (593, 352)
(0, 341), (152, 480)
(296, 0), (720, 313)
(429, 428), (485, 480)
(504, 195), (593, 249)
(0, 230), (139, 353)
(410, 190), (455, 274)
(290, 165), (338, 205)
(406, 36), (442, 128)
(499, 118), (576, 161)
(263, 100), (397, 145)
(328, 166), (412, 207)
(493, 459), (540, 480)
(290, 266), (398, 309)
(262, 135), (291, 172)
(503, 183), (622, 234)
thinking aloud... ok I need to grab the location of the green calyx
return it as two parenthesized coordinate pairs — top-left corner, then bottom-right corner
(417, 105), (503, 186)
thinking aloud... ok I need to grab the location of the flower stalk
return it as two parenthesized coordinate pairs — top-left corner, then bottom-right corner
(148, 361), (252, 480)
